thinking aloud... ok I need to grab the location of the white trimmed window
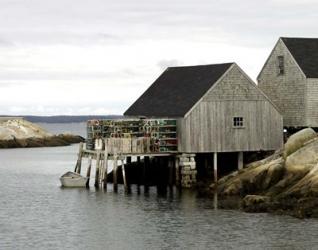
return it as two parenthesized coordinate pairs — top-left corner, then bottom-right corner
(233, 117), (244, 128)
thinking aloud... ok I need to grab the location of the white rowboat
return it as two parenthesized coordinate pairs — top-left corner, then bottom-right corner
(60, 171), (88, 187)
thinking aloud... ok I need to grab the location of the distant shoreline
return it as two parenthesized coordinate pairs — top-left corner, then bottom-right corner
(0, 115), (123, 123)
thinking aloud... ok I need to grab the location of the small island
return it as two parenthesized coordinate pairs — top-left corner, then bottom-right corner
(0, 117), (84, 148)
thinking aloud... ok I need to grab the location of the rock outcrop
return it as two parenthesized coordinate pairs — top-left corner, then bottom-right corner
(213, 128), (318, 218)
(0, 118), (84, 148)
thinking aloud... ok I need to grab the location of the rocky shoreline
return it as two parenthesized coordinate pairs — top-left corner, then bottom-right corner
(0, 134), (84, 148)
(0, 118), (84, 148)
(209, 128), (318, 219)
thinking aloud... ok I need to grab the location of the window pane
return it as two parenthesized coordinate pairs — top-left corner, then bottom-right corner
(233, 117), (244, 127)
(278, 56), (284, 75)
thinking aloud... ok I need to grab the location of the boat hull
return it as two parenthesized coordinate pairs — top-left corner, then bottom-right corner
(60, 171), (88, 187)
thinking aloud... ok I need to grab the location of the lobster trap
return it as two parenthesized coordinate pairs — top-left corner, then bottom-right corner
(86, 118), (178, 153)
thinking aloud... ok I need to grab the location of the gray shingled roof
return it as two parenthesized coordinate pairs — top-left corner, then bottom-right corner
(282, 37), (318, 78)
(124, 63), (233, 117)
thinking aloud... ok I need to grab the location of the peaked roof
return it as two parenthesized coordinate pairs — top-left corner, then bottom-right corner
(124, 63), (233, 117)
(281, 37), (318, 78)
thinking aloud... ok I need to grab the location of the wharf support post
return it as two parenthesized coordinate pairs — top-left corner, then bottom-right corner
(95, 152), (101, 188)
(121, 159), (128, 193)
(86, 156), (92, 187)
(143, 156), (150, 193)
(238, 151), (243, 171)
(168, 157), (174, 189)
(175, 156), (180, 188)
(113, 155), (118, 192)
(214, 152), (218, 183)
(137, 156), (141, 194)
(102, 150), (108, 190)
(178, 154), (197, 188)
(74, 142), (84, 173)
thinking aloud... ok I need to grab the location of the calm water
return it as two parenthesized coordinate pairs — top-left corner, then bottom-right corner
(1, 124), (318, 250)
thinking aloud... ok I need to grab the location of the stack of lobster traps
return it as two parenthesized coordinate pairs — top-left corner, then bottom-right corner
(86, 118), (178, 153)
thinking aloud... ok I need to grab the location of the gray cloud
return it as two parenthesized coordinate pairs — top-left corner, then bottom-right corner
(157, 59), (183, 70)
(0, 68), (139, 83)
(0, 81), (22, 87)
(0, 37), (15, 47)
(0, 0), (318, 115)
(0, 0), (316, 47)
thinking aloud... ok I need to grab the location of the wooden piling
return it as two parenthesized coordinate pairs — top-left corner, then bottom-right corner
(213, 152), (218, 183)
(144, 156), (150, 193)
(175, 156), (180, 188)
(95, 152), (101, 188)
(121, 159), (128, 192)
(125, 156), (132, 193)
(74, 142), (84, 173)
(157, 157), (168, 194)
(168, 157), (174, 189)
(113, 155), (118, 192)
(86, 156), (92, 187)
(137, 156), (141, 194)
(103, 148), (108, 190)
(99, 158), (104, 187)
(238, 152), (244, 170)
(127, 156), (131, 164)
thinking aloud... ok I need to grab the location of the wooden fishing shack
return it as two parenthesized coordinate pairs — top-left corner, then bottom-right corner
(258, 37), (318, 129)
(76, 62), (283, 190)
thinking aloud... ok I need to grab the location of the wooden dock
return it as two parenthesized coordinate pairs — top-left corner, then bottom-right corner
(74, 140), (178, 192)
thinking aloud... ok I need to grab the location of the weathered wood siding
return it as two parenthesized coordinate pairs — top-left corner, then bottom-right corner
(306, 78), (318, 127)
(178, 65), (283, 153)
(257, 39), (307, 127)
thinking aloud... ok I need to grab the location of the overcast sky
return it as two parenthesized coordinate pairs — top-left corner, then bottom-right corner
(0, 0), (317, 115)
